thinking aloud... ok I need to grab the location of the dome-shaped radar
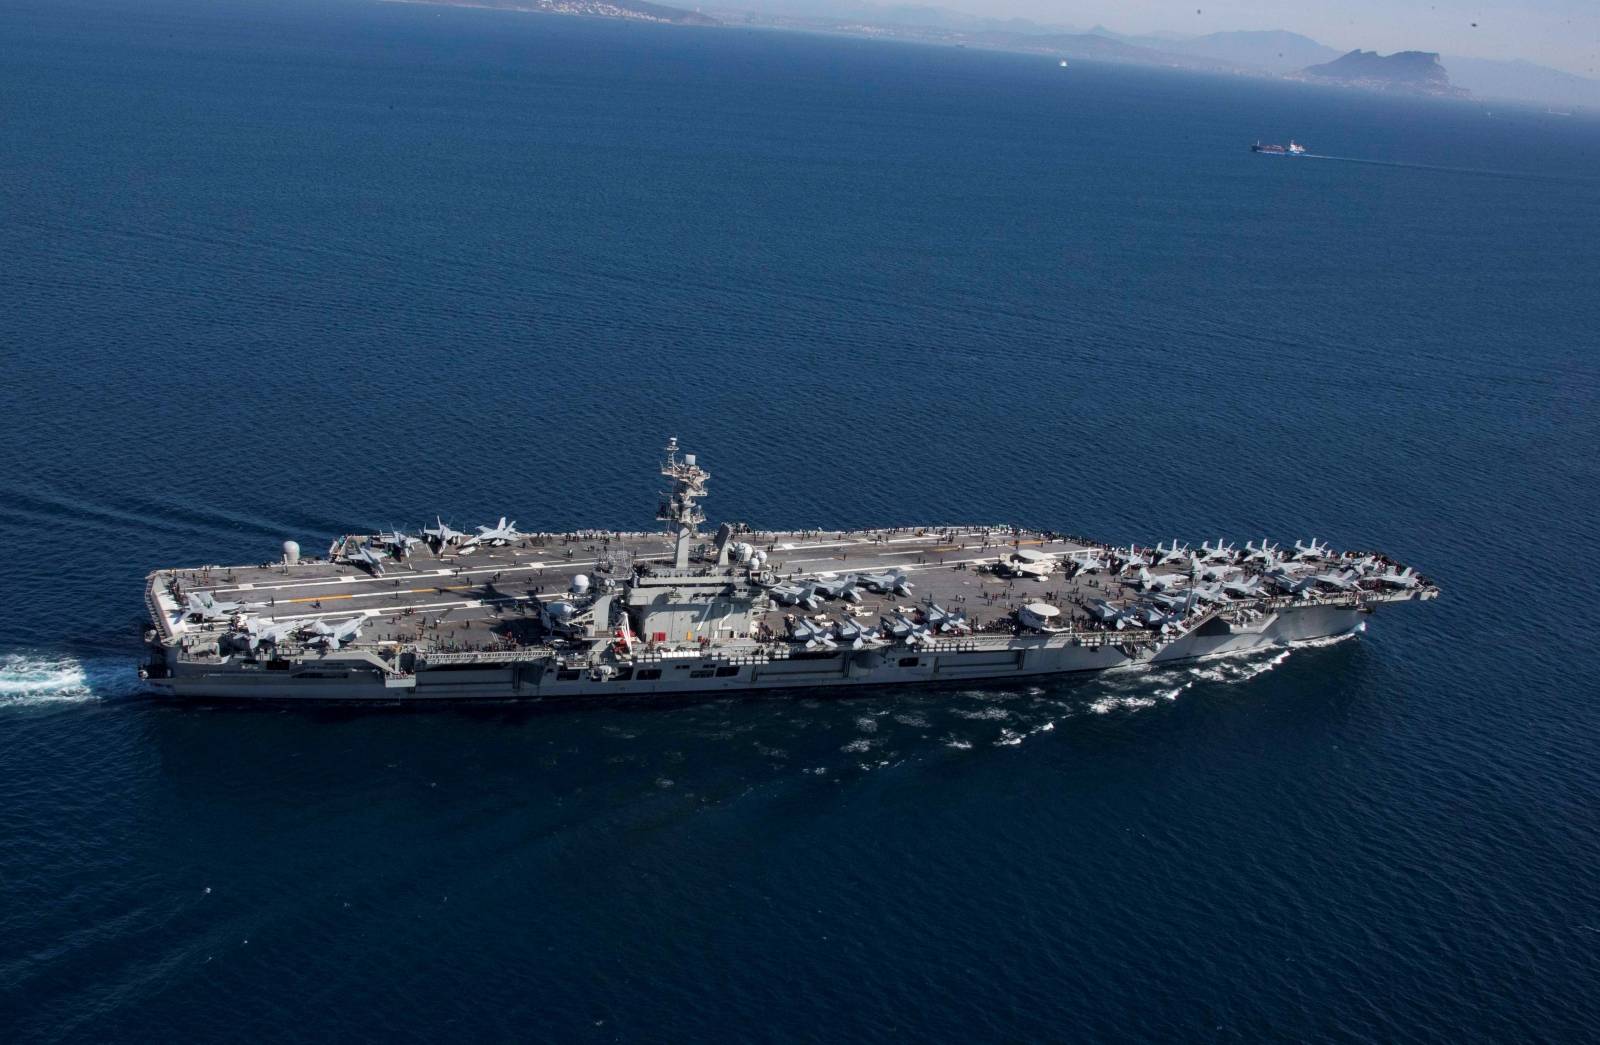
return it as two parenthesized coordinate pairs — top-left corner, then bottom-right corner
(283, 540), (301, 565)
(571, 574), (591, 594)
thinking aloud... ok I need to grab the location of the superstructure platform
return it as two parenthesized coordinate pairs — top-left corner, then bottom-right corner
(141, 440), (1437, 701)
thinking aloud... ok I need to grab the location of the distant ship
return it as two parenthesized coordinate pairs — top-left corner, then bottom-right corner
(1251, 140), (1306, 155)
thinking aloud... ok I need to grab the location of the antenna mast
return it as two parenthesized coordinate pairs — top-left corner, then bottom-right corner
(658, 437), (709, 569)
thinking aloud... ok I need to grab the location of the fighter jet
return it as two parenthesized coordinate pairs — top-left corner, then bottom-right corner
(335, 540), (388, 577)
(1129, 567), (1177, 593)
(308, 616), (365, 649)
(1066, 551), (1108, 577)
(924, 602), (971, 635)
(1085, 598), (1138, 630)
(768, 581), (821, 610)
(1266, 568), (1317, 598)
(239, 616), (301, 651)
(1111, 546), (1150, 573)
(787, 617), (837, 650)
(1143, 590), (1193, 614)
(1241, 540), (1280, 564)
(376, 530), (419, 558)
(423, 517), (471, 552)
(1374, 565), (1420, 589)
(183, 592), (246, 622)
(1198, 539), (1236, 563)
(1189, 557), (1236, 583)
(1313, 567), (1364, 591)
(812, 576), (862, 603)
(473, 517), (522, 547)
(834, 615), (883, 649)
(1222, 576), (1265, 599)
(858, 569), (913, 596)
(1132, 603), (1186, 634)
(1150, 540), (1189, 566)
(882, 612), (935, 646)
(1341, 555), (1382, 576)
(1291, 538), (1331, 561)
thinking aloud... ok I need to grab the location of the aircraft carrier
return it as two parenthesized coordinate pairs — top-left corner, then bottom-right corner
(140, 440), (1438, 701)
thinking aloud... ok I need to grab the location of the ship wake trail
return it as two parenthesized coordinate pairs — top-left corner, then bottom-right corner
(1302, 153), (1584, 184)
(0, 653), (144, 708)
(1085, 638), (1348, 715)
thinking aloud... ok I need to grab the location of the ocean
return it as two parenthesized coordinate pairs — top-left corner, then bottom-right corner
(1, 0), (1598, 1040)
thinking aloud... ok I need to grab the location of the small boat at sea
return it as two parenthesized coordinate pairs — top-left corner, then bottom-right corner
(1251, 140), (1306, 155)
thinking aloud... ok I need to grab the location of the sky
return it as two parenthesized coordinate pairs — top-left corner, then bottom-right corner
(918, 0), (1600, 76)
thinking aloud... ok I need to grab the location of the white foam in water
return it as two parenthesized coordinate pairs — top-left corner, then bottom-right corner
(0, 653), (140, 707)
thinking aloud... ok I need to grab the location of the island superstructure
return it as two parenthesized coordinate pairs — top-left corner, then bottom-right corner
(140, 440), (1437, 701)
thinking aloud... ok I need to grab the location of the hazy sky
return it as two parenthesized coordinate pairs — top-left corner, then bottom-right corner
(931, 1), (1600, 76)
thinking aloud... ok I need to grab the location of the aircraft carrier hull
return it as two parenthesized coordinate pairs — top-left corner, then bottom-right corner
(143, 603), (1371, 703)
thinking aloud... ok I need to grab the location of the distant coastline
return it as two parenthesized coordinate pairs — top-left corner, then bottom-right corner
(386, 0), (1598, 110)
(384, 0), (716, 28)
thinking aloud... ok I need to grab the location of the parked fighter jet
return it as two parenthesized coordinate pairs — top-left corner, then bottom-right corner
(883, 612), (935, 646)
(1223, 576), (1265, 599)
(924, 602), (971, 635)
(239, 616), (301, 651)
(1340, 555), (1382, 577)
(1143, 590), (1193, 614)
(1374, 565), (1420, 589)
(812, 576), (862, 603)
(423, 517), (471, 552)
(768, 581), (821, 610)
(788, 617), (836, 650)
(1086, 598), (1138, 629)
(1198, 539), (1236, 563)
(1132, 603), (1186, 634)
(376, 530), (419, 558)
(1129, 567), (1177, 593)
(1291, 538), (1331, 560)
(1313, 567), (1365, 591)
(1241, 540), (1280, 564)
(1111, 546), (1150, 573)
(473, 518), (522, 547)
(1152, 540), (1190, 565)
(834, 615), (883, 649)
(308, 616), (365, 649)
(333, 540), (388, 577)
(1066, 551), (1108, 577)
(1187, 555), (1236, 583)
(858, 569), (913, 596)
(183, 591), (246, 622)
(1266, 568), (1317, 598)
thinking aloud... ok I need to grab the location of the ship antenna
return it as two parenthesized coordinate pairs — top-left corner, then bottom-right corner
(658, 437), (709, 569)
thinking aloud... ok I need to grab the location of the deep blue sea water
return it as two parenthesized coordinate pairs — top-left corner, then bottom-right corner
(2, 0), (1599, 1040)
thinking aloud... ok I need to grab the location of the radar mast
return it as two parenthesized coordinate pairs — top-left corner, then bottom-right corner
(658, 437), (709, 569)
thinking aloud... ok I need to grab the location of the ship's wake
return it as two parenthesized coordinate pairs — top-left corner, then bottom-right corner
(0, 653), (144, 708)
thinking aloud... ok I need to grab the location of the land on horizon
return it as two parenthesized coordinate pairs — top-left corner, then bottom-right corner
(395, 0), (1600, 110)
